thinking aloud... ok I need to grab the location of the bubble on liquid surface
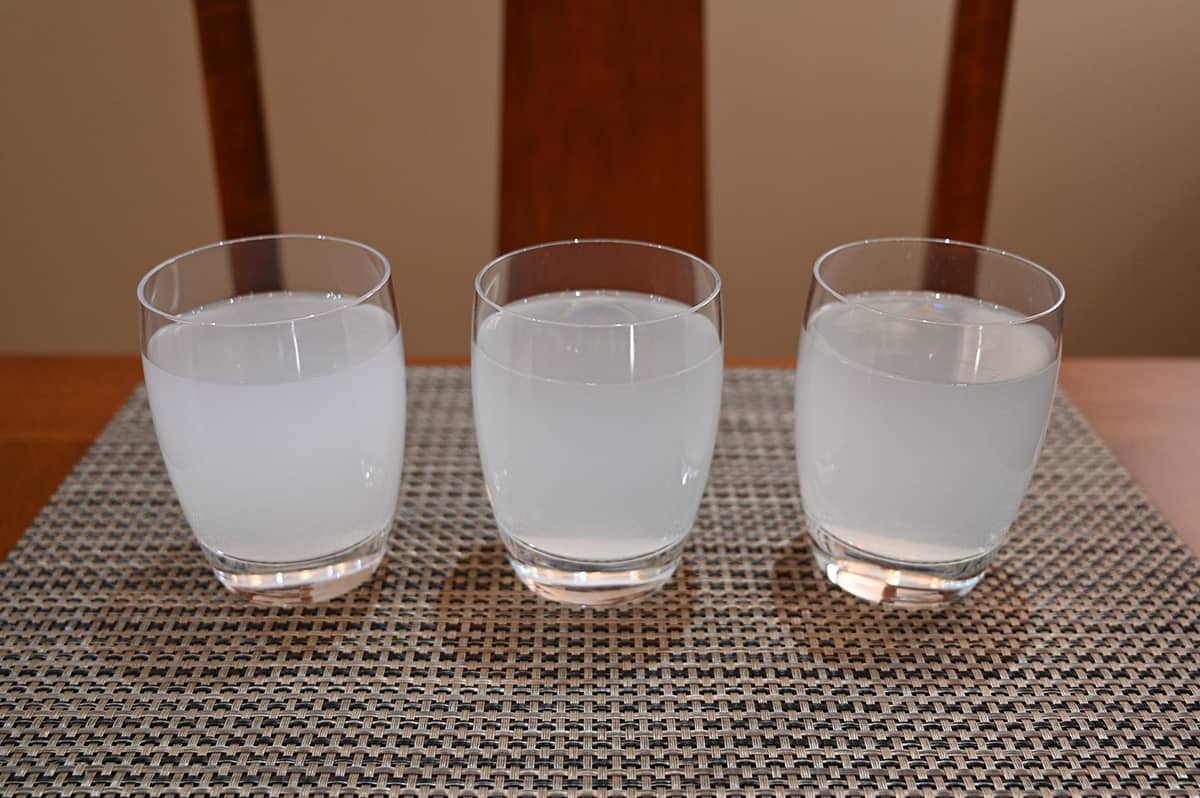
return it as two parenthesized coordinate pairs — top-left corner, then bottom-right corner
(559, 297), (640, 326)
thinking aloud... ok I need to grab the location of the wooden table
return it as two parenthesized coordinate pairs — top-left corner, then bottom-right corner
(2, 356), (1197, 559)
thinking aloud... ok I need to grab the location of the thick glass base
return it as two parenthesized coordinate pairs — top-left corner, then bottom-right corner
(807, 524), (993, 608)
(499, 531), (685, 607)
(201, 527), (388, 607)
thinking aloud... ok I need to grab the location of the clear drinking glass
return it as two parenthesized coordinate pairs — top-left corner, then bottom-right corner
(472, 239), (724, 606)
(795, 238), (1065, 607)
(138, 235), (406, 606)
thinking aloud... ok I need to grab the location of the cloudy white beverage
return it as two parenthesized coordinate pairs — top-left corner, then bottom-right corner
(143, 292), (406, 564)
(796, 290), (1059, 564)
(473, 290), (723, 563)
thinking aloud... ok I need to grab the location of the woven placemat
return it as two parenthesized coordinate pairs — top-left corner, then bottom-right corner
(1, 368), (1197, 797)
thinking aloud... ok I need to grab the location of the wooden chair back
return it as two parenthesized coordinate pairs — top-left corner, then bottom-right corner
(193, 0), (1014, 290)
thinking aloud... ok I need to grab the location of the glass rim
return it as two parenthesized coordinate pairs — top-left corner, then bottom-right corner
(474, 238), (722, 329)
(813, 237), (1066, 328)
(136, 234), (392, 328)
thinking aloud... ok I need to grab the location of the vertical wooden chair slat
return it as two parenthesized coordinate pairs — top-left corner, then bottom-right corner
(926, 0), (1015, 294)
(194, 0), (280, 293)
(499, 0), (708, 261)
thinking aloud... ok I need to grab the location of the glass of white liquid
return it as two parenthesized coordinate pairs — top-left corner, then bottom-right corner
(138, 235), (406, 605)
(796, 238), (1065, 607)
(472, 239), (724, 606)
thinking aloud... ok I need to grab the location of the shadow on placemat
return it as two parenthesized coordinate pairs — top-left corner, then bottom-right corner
(84, 548), (400, 667)
(770, 535), (1033, 678)
(428, 541), (699, 680)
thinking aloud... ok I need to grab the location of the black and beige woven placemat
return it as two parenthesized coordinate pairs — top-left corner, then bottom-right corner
(1, 368), (1197, 797)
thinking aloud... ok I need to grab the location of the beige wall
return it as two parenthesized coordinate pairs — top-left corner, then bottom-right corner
(706, 0), (952, 359)
(0, 1), (221, 352)
(2, 1), (1198, 357)
(988, 0), (1200, 356)
(0, 0), (500, 356)
(252, 0), (501, 358)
